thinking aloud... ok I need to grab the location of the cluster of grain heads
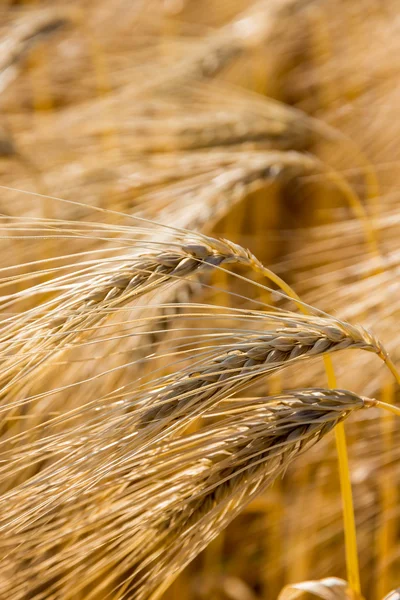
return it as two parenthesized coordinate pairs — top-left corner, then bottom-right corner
(136, 315), (382, 439)
(0, 389), (367, 600)
(1, 0), (400, 598)
(0, 234), (260, 405)
(0, 311), (382, 479)
(0, 218), (396, 600)
(4, 222), (382, 429)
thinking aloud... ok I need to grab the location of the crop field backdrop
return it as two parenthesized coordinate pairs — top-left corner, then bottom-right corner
(0, 1), (399, 599)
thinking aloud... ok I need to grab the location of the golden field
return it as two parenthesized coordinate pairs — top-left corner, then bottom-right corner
(0, 1), (399, 599)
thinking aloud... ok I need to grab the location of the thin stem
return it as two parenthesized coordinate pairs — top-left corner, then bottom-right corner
(375, 383), (396, 600)
(365, 399), (400, 418)
(252, 264), (361, 594)
(381, 353), (400, 387)
(325, 167), (381, 266)
(334, 420), (361, 595)
(324, 355), (361, 595)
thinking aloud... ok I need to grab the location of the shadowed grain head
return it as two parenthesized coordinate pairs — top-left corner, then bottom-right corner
(0, 389), (367, 600)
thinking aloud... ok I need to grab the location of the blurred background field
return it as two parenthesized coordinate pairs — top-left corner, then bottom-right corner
(1, 1), (400, 599)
